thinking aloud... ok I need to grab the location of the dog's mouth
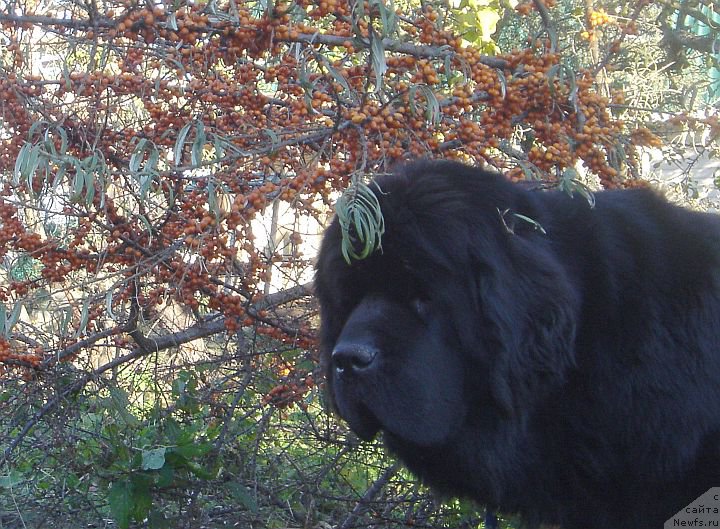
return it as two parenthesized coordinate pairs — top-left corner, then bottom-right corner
(348, 408), (382, 441)
(334, 391), (382, 441)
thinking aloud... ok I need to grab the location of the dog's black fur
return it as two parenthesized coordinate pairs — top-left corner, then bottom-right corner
(315, 160), (720, 529)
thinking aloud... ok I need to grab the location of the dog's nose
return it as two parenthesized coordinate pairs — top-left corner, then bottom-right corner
(331, 344), (378, 374)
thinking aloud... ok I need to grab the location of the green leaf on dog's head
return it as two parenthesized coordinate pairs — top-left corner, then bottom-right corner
(336, 181), (385, 264)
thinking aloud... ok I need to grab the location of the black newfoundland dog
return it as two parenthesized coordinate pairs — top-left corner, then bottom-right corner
(315, 160), (720, 529)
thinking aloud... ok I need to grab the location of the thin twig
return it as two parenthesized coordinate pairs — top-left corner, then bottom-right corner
(338, 462), (401, 529)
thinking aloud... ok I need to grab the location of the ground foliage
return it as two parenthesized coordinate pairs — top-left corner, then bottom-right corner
(0, 0), (717, 526)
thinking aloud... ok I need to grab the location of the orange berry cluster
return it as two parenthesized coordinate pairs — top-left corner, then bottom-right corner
(516, 0), (557, 16)
(588, 8), (612, 28)
(263, 374), (315, 409)
(0, 339), (44, 371)
(629, 127), (663, 149)
(0, 0), (650, 377)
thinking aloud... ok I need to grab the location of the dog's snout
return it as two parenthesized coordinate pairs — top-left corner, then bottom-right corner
(331, 343), (378, 374)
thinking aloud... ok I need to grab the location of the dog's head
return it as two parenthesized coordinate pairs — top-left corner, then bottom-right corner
(315, 160), (579, 449)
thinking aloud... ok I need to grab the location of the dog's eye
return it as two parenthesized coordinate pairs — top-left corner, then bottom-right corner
(412, 298), (430, 320)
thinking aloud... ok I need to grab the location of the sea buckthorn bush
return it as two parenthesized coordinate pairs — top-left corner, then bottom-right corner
(0, 0), (716, 526)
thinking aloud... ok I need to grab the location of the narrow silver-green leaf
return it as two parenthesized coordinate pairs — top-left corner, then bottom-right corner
(208, 180), (220, 219)
(212, 135), (226, 162)
(105, 290), (116, 321)
(139, 173), (153, 201)
(70, 163), (86, 203)
(369, 28), (387, 92)
(74, 297), (90, 338)
(374, 0), (397, 37)
(496, 69), (507, 100)
(61, 62), (72, 91)
(57, 126), (68, 155)
(28, 120), (49, 139)
(130, 138), (149, 174)
(167, 12), (178, 30)
(144, 145), (159, 175)
(84, 170), (96, 207)
(59, 307), (72, 337)
(51, 163), (68, 193)
(6, 301), (23, 335)
(14, 143), (32, 185)
(317, 54), (358, 103)
(23, 145), (42, 180)
(138, 214), (153, 245)
(409, 85), (441, 126)
(512, 213), (547, 235)
(0, 304), (6, 337)
(174, 120), (194, 166)
(191, 120), (206, 167)
(263, 129), (280, 153)
(421, 86), (440, 125)
(167, 184), (175, 208)
(407, 84), (418, 116)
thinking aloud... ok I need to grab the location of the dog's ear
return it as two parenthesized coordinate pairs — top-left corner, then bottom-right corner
(473, 228), (580, 416)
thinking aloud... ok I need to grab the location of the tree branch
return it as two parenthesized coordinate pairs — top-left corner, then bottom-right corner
(0, 13), (114, 28)
(0, 13), (508, 70)
(338, 462), (401, 529)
